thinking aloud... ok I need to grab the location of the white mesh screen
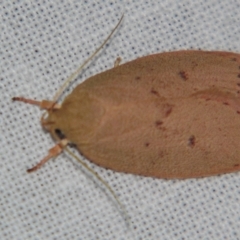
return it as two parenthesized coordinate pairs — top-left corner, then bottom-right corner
(1, 1), (240, 239)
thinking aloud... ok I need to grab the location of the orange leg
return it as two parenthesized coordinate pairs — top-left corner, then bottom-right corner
(114, 57), (121, 67)
(12, 97), (61, 110)
(27, 139), (69, 172)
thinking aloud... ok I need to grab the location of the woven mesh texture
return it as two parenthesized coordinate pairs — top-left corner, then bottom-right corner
(1, 1), (240, 239)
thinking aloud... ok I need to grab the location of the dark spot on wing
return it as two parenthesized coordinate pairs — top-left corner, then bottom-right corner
(188, 135), (196, 147)
(165, 106), (172, 117)
(155, 120), (163, 127)
(237, 74), (240, 78)
(145, 142), (150, 147)
(135, 76), (141, 80)
(179, 71), (188, 80)
(150, 88), (159, 96)
(155, 120), (166, 131)
(160, 103), (174, 117)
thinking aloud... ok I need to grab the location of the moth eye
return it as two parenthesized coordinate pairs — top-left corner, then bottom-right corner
(68, 142), (77, 148)
(55, 128), (66, 140)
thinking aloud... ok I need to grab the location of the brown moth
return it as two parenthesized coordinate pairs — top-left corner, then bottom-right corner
(44, 50), (240, 179)
(13, 17), (240, 179)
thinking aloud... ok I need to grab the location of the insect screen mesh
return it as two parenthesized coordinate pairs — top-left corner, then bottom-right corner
(1, 0), (240, 239)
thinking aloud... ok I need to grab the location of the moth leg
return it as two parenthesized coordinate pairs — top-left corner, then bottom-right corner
(27, 139), (68, 172)
(114, 57), (122, 67)
(12, 97), (61, 110)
